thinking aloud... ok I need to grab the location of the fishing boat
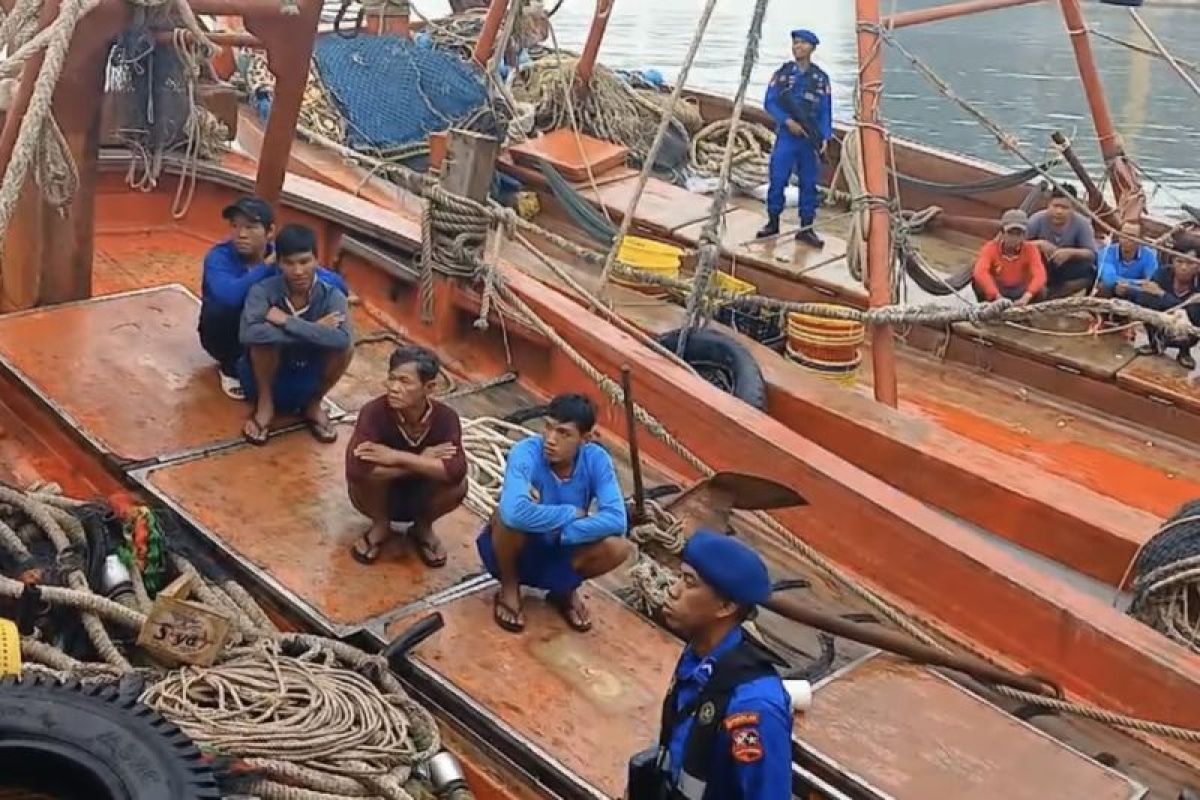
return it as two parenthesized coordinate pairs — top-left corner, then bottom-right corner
(210, 1), (1200, 627)
(3, 0), (1200, 798)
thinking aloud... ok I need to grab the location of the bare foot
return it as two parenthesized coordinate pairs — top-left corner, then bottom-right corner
(242, 405), (274, 445)
(302, 401), (337, 444)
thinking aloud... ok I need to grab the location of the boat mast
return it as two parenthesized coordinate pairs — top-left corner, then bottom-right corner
(1057, 0), (1145, 223)
(574, 0), (614, 97)
(854, 0), (899, 407)
(471, 0), (510, 67)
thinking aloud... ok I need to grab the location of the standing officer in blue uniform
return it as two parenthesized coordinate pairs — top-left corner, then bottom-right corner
(758, 28), (832, 249)
(626, 530), (792, 800)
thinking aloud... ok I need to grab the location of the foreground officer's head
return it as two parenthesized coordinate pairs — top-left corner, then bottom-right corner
(791, 29), (819, 61)
(663, 530), (771, 644)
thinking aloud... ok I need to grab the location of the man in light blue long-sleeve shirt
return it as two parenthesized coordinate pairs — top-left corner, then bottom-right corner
(1096, 222), (1159, 302)
(238, 224), (353, 446)
(477, 393), (631, 633)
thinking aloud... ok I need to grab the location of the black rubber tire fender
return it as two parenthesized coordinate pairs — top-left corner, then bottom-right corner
(0, 675), (220, 800)
(654, 327), (768, 411)
(903, 250), (974, 296)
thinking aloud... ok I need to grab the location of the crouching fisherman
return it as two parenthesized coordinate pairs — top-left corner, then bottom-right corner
(238, 224), (353, 445)
(199, 196), (347, 400)
(477, 393), (631, 634)
(346, 345), (468, 567)
(627, 531), (792, 800)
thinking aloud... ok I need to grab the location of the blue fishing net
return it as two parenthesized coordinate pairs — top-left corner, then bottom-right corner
(313, 34), (494, 153)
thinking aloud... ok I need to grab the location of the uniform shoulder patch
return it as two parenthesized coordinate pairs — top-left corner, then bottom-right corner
(730, 725), (763, 764)
(723, 711), (760, 731)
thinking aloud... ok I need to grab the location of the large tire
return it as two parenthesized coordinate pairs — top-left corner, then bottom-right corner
(655, 328), (768, 410)
(0, 675), (219, 800)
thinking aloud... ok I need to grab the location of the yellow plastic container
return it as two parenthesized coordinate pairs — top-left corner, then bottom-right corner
(0, 617), (20, 676)
(713, 271), (756, 296)
(617, 236), (683, 276)
(614, 236), (682, 297)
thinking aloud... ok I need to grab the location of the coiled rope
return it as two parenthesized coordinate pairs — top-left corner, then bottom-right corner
(142, 640), (434, 776)
(0, 485), (447, 799)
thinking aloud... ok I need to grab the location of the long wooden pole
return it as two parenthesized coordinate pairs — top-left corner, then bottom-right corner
(885, 0), (1045, 29)
(0, 0), (61, 183)
(764, 594), (1059, 697)
(251, 0), (323, 206)
(620, 365), (646, 525)
(470, 0), (509, 67)
(575, 0), (614, 97)
(854, 0), (898, 407)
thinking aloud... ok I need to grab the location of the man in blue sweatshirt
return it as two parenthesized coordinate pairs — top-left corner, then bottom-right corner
(478, 393), (631, 633)
(1096, 222), (1159, 301)
(199, 196), (347, 400)
(238, 224), (354, 445)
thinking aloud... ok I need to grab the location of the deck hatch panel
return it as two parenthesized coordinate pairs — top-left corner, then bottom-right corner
(0, 286), (249, 463)
(797, 653), (1146, 800)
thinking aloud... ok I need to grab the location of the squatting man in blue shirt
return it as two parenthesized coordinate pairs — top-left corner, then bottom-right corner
(758, 28), (833, 250)
(238, 224), (354, 445)
(626, 531), (792, 800)
(477, 393), (632, 633)
(198, 195), (348, 401)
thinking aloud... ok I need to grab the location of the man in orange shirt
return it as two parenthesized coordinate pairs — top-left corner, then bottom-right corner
(972, 209), (1048, 305)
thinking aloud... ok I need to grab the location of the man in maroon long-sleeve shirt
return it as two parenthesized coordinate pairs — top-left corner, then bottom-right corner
(346, 346), (468, 567)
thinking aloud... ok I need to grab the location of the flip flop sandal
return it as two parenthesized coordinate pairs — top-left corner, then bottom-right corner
(412, 532), (451, 568)
(493, 593), (525, 633)
(306, 417), (338, 444)
(243, 418), (269, 446)
(414, 537), (448, 568)
(548, 593), (593, 633)
(350, 531), (384, 565)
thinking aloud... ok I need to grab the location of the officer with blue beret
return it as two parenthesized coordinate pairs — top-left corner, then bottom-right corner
(757, 28), (832, 249)
(626, 530), (792, 800)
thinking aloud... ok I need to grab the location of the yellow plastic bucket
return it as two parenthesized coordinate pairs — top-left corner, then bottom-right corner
(614, 236), (682, 297)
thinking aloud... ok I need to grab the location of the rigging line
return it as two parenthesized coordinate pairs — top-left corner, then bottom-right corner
(1127, 9), (1200, 101)
(595, 0), (722, 295)
(865, 21), (1197, 262)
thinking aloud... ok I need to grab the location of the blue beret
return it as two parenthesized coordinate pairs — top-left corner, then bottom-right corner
(791, 29), (819, 46)
(682, 530), (771, 606)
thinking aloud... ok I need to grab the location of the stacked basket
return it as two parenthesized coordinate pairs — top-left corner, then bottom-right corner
(785, 306), (865, 385)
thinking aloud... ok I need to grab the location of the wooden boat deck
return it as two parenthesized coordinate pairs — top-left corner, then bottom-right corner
(504, 154), (1200, 443)
(0, 239), (1173, 796)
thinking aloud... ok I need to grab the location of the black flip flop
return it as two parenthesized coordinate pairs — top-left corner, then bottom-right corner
(243, 417), (269, 446)
(493, 592), (525, 633)
(411, 527), (448, 568)
(350, 531), (384, 565)
(548, 593), (593, 633)
(306, 417), (338, 444)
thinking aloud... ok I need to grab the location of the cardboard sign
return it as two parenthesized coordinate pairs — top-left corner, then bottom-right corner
(136, 596), (231, 667)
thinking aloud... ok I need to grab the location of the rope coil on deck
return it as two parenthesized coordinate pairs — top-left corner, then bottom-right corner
(0, 485), (446, 799)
